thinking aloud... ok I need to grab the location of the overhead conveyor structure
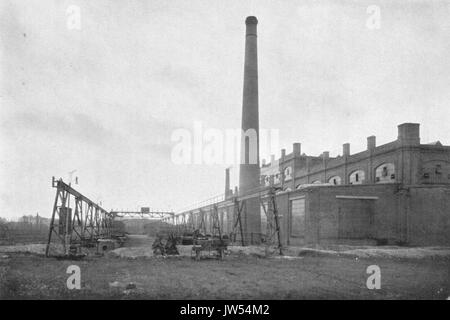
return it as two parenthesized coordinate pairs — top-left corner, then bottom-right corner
(45, 177), (174, 257)
(46, 177), (114, 257)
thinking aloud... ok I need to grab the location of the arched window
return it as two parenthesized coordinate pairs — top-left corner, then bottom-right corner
(375, 163), (395, 183)
(328, 176), (342, 185)
(284, 166), (292, 181)
(349, 170), (365, 185)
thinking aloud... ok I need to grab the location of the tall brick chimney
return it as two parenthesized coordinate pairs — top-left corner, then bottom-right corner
(239, 16), (260, 194)
(224, 167), (231, 199)
(238, 16), (261, 244)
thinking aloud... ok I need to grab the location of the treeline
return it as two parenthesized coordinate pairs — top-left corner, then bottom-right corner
(0, 215), (50, 245)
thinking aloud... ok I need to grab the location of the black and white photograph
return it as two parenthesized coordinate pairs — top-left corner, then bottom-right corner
(0, 0), (449, 304)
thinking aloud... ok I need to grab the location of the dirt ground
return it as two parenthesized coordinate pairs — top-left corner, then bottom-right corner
(0, 235), (449, 300)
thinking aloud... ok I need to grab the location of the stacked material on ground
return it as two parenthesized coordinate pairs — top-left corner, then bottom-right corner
(109, 245), (192, 259)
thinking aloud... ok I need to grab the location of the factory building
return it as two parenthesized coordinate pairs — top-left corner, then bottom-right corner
(257, 123), (450, 246)
(176, 123), (450, 246)
(262, 123), (450, 190)
(172, 17), (450, 247)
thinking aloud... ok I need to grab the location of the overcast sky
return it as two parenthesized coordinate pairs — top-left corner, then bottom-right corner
(1, 0), (450, 219)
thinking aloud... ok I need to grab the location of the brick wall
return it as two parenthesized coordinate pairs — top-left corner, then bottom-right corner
(181, 183), (450, 246)
(407, 186), (450, 245)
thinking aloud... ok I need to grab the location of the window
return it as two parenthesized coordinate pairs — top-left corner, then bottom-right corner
(375, 163), (395, 183)
(284, 167), (292, 181)
(349, 170), (365, 185)
(328, 176), (342, 185)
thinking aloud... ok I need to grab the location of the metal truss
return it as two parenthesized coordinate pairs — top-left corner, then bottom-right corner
(210, 203), (223, 238)
(260, 186), (283, 255)
(45, 177), (113, 256)
(110, 210), (174, 219)
(171, 184), (283, 249)
(230, 197), (245, 246)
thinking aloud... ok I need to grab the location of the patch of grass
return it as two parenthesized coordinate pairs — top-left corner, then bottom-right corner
(0, 252), (448, 299)
(0, 276), (22, 298)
